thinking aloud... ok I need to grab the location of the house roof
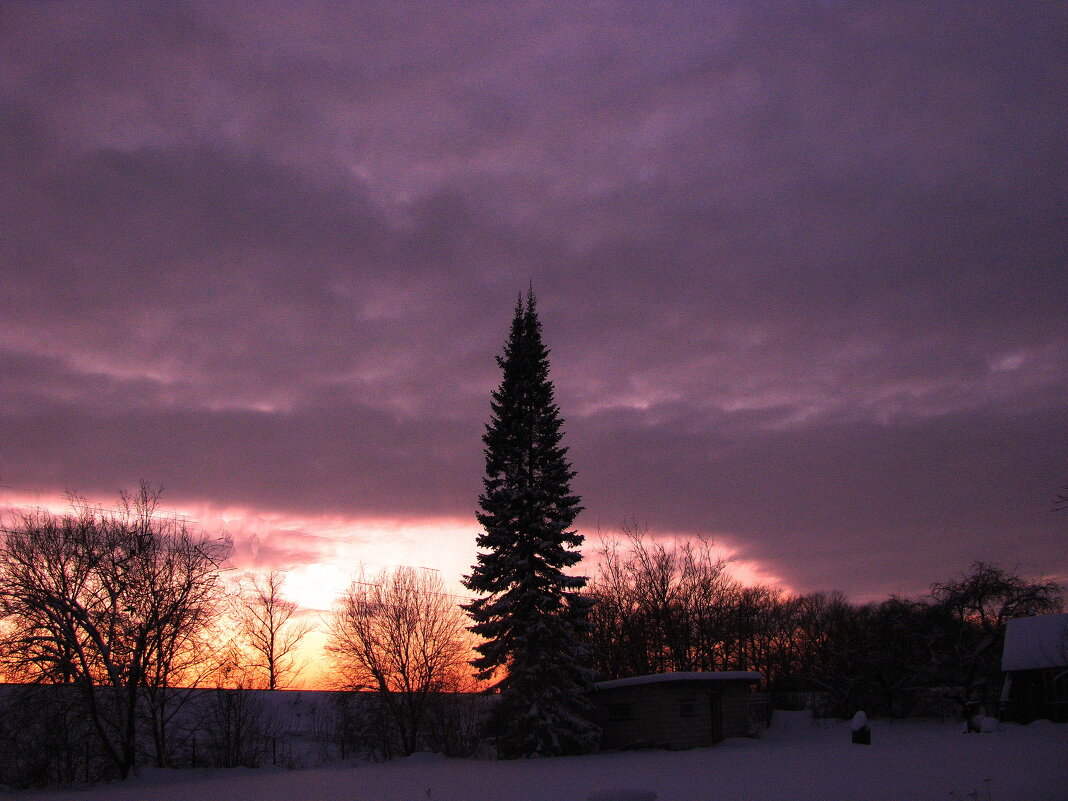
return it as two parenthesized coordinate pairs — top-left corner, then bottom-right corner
(1002, 613), (1068, 671)
(594, 671), (762, 691)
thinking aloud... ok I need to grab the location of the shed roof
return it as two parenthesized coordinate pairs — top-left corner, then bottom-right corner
(1002, 613), (1068, 672)
(594, 671), (762, 691)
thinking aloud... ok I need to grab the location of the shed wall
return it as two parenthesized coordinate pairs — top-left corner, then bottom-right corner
(719, 682), (753, 738)
(1004, 669), (1068, 723)
(592, 679), (753, 750)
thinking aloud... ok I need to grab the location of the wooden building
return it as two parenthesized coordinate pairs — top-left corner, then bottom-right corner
(591, 671), (761, 750)
(1000, 613), (1068, 723)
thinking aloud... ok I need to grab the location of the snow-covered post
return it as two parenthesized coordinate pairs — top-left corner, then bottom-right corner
(851, 711), (870, 745)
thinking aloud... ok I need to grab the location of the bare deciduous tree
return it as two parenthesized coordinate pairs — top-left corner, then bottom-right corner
(0, 484), (231, 778)
(233, 569), (314, 690)
(931, 561), (1061, 715)
(328, 566), (470, 758)
(586, 521), (738, 678)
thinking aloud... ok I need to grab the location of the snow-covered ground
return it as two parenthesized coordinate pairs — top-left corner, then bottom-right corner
(22, 715), (1067, 801)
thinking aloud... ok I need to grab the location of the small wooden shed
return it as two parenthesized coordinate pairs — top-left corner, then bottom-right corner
(1001, 613), (1068, 723)
(591, 671), (761, 750)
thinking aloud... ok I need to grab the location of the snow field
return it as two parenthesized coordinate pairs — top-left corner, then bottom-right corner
(26, 718), (1067, 801)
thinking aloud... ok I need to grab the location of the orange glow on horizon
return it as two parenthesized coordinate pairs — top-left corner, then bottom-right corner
(0, 487), (787, 689)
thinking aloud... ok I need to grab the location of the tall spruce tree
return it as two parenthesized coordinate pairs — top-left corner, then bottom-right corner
(463, 291), (599, 757)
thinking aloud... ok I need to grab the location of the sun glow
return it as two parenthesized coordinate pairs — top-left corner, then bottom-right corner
(0, 487), (786, 689)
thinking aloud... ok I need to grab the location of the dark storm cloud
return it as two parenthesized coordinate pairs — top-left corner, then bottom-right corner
(573, 401), (1068, 597)
(0, 387), (483, 516)
(2, 1), (1066, 598)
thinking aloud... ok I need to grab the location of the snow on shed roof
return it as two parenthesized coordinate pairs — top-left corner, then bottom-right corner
(1002, 613), (1068, 672)
(595, 671), (762, 691)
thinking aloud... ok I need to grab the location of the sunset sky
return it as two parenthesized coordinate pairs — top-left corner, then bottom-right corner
(2, 1), (1066, 629)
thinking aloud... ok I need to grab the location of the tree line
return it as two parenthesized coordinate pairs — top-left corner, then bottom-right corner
(0, 484), (494, 785)
(584, 521), (1062, 719)
(1, 491), (1058, 787)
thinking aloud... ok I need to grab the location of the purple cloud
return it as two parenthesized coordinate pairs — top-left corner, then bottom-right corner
(2, 1), (1065, 600)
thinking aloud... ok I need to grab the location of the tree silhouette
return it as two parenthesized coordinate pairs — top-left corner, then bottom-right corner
(463, 291), (598, 757)
(234, 569), (314, 690)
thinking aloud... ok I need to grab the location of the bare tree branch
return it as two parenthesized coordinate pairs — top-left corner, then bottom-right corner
(327, 566), (471, 757)
(0, 483), (232, 778)
(232, 569), (314, 690)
